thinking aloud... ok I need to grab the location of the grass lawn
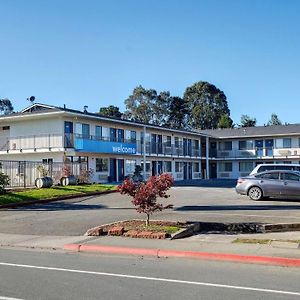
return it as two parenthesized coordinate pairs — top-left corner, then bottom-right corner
(0, 184), (117, 206)
(233, 238), (300, 244)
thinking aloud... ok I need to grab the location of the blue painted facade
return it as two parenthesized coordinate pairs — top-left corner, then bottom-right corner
(74, 138), (137, 155)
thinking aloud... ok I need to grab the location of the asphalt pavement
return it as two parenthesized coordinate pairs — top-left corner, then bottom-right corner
(1, 187), (300, 236)
(0, 248), (300, 300)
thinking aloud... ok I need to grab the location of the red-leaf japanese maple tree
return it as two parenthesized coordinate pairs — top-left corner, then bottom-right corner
(118, 173), (174, 226)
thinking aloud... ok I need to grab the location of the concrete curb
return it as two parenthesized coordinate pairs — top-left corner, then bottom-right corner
(63, 243), (300, 267)
(0, 189), (117, 209)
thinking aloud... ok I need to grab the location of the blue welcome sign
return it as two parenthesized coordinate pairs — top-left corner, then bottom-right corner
(75, 138), (137, 154)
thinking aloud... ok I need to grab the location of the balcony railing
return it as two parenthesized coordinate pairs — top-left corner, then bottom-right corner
(0, 133), (202, 157)
(215, 147), (300, 159)
(72, 134), (202, 157)
(0, 134), (64, 151)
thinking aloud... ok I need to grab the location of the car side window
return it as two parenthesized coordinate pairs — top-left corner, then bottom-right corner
(255, 172), (279, 180)
(281, 173), (300, 181)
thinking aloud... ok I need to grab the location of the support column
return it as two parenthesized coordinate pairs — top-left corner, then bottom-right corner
(206, 136), (210, 179)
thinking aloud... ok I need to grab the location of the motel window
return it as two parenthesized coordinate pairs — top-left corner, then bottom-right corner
(219, 141), (232, 151)
(82, 124), (90, 139)
(239, 140), (253, 150)
(42, 158), (53, 164)
(175, 162), (183, 172)
(193, 140), (200, 149)
(126, 130), (136, 143)
(101, 127), (110, 141)
(276, 138), (291, 148)
(175, 137), (182, 148)
(193, 162), (200, 172)
(96, 158), (108, 172)
(164, 161), (172, 172)
(219, 162), (232, 172)
(125, 160), (136, 174)
(141, 161), (151, 173)
(95, 126), (102, 140)
(239, 162), (253, 172)
(164, 136), (172, 147)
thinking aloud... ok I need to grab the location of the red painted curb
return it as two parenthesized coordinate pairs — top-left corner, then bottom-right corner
(63, 243), (300, 267)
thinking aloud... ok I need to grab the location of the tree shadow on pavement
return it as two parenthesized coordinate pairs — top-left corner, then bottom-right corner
(176, 204), (300, 211)
(9, 202), (108, 211)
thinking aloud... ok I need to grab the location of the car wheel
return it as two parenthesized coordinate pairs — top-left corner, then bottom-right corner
(248, 186), (263, 201)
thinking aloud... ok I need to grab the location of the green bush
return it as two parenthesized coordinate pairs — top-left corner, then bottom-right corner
(0, 172), (10, 194)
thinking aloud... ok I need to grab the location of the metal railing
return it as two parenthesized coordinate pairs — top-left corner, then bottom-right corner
(215, 147), (300, 159)
(0, 160), (87, 188)
(0, 133), (202, 157)
(0, 134), (64, 151)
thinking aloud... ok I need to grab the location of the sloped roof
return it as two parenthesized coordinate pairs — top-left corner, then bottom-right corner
(200, 124), (300, 139)
(3, 103), (209, 137)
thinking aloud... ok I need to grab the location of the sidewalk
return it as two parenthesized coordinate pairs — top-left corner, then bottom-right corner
(1, 231), (299, 267)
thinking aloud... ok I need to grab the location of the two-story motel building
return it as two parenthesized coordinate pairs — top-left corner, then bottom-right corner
(0, 103), (211, 183)
(202, 125), (300, 179)
(1, 103), (300, 182)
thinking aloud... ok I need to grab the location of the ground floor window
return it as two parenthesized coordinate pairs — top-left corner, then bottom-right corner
(193, 162), (200, 172)
(175, 162), (183, 172)
(163, 161), (172, 172)
(141, 161), (151, 173)
(125, 159), (136, 174)
(96, 158), (108, 172)
(219, 162), (232, 172)
(239, 162), (253, 172)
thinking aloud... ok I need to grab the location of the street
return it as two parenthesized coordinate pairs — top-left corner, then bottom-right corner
(0, 248), (299, 300)
(1, 186), (300, 236)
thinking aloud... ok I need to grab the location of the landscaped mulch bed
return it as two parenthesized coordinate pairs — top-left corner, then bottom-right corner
(85, 220), (188, 239)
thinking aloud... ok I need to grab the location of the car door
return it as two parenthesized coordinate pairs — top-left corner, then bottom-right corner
(280, 172), (300, 196)
(255, 172), (281, 196)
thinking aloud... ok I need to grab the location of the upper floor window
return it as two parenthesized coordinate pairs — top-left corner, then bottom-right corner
(95, 126), (102, 140)
(193, 140), (200, 149)
(239, 140), (253, 150)
(175, 137), (182, 147)
(219, 141), (232, 151)
(276, 138), (291, 148)
(125, 130), (136, 143)
(164, 136), (172, 147)
(75, 123), (90, 139)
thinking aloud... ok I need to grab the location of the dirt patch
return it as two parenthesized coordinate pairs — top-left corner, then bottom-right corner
(85, 220), (187, 239)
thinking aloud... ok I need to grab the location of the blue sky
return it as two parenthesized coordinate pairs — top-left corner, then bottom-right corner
(0, 0), (299, 125)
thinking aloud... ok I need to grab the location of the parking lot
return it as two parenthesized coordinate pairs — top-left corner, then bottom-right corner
(1, 186), (300, 236)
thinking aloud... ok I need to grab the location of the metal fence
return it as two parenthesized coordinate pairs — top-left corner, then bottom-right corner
(0, 160), (87, 188)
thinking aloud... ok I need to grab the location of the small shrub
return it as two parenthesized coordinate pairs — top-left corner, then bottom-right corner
(118, 173), (174, 226)
(37, 164), (48, 177)
(78, 168), (94, 184)
(0, 172), (10, 194)
(63, 164), (72, 177)
(132, 165), (143, 182)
